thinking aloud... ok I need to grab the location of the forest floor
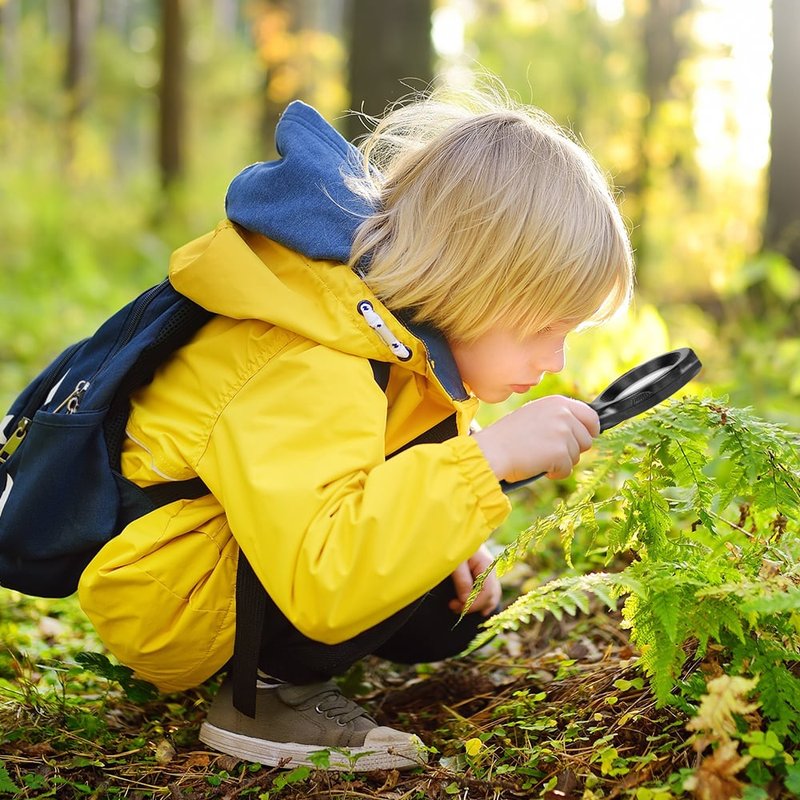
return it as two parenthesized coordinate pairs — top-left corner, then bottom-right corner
(0, 592), (717, 800)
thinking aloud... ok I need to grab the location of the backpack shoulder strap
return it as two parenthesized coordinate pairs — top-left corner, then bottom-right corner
(370, 359), (391, 393)
(105, 294), (213, 470)
(232, 357), (392, 717)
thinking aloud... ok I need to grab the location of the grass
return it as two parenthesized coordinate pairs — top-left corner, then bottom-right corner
(0, 590), (715, 800)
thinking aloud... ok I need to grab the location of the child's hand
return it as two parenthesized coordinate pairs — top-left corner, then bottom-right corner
(472, 395), (600, 482)
(449, 544), (501, 617)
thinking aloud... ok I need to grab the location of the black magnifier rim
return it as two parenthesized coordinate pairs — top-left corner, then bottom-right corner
(499, 347), (702, 493)
(589, 346), (702, 432)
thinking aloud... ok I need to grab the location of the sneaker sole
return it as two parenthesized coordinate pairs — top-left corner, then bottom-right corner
(198, 721), (425, 772)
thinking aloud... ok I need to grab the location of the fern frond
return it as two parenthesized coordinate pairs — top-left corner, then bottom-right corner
(692, 596), (746, 655)
(714, 403), (800, 518)
(470, 572), (623, 650)
(649, 589), (682, 643)
(635, 636), (685, 706)
(739, 584), (800, 615)
(751, 660), (800, 738)
(493, 498), (615, 576)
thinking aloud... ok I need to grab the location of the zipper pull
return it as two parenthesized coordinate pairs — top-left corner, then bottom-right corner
(53, 380), (91, 414)
(0, 418), (31, 464)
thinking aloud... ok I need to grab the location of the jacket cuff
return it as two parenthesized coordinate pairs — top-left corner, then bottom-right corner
(450, 435), (512, 530)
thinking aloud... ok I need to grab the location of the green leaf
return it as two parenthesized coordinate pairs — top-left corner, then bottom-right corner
(75, 651), (158, 703)
(748, 743), (777, 760)
(0, 766), (20, 795)
(273, 766), (311, 791)
(784, 760), (800, 796)
(308, 750), (331, 769)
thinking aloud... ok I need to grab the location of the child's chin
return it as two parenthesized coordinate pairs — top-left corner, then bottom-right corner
(477, 388), (513, 403)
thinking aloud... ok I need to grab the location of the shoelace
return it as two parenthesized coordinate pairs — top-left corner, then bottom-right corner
(298, 686), (373, 726)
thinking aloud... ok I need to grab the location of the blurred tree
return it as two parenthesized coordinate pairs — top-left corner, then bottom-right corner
(631, 0), (695, 274)
(214, 0), (240, 36)
(253, 0), (347, 156)
(0, 0), (21, 117)
(158, 0), (186, 189)
(98, 0), (131, 35)
(346, 0), (433, 140)
(65, 0), (95, 169)
(764, 0), (800, 269)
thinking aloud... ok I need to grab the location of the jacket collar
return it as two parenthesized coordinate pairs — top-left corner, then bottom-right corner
(225, 101), (469, 402)
(399, 316), (469, 402)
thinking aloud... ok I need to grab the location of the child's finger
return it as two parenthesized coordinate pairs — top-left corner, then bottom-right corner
(450, 560), (474, 602)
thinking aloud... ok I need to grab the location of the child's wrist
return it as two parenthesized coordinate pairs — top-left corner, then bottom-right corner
(471, 430), (509, 481)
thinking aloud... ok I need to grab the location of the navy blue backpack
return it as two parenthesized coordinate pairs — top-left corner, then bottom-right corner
(0, 280), (213, 598)
(0, 276), (395, 714)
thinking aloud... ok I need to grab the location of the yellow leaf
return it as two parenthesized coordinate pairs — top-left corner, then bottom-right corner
(464, 737), (483, 757)
(683, 739), (751, 800)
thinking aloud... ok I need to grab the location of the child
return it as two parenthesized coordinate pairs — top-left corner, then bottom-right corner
(77, 86), (633, 771)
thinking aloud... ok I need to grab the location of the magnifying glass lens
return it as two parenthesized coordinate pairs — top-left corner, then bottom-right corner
(612, 364), (673, 401)
(590, 347), (701, 432)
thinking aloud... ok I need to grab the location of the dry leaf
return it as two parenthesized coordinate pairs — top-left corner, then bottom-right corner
(183, 753), (211, 769)
(215, 754), (241, 771)
(378, 769), (400, 793)
(684, 739), (751, 800)
(154, 739), (176, 765)
(686, 675), (759, 744)
(22, 742), (56, 757)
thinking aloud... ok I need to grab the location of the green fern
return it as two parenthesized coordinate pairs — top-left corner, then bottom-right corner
(470, 572), (623, 650)
(478, 395), (800, 735)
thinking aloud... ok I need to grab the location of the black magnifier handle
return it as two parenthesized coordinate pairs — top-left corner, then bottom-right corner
(500, 347), (702, 493)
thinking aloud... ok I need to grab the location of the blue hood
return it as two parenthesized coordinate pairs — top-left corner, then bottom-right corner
(225, 101), (372, 266)
(224, 101), (468, 402)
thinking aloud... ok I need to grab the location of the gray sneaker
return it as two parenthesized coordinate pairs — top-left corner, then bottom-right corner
(198, 679), (427, 771)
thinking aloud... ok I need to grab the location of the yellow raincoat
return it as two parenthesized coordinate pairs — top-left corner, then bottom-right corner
(78, 221), (511, 692)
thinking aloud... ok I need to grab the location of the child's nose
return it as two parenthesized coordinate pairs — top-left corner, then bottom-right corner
(540, 344), (566, 374)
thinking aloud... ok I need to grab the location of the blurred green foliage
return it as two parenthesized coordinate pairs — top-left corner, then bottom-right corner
(0, 5), (264, 406)
(2, 1), (797, 427)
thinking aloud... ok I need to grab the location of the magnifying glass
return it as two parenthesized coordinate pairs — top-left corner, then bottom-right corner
(500, 347), (702, 493)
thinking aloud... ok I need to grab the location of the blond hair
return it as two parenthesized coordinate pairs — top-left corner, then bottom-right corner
(347, 85), (634, 343)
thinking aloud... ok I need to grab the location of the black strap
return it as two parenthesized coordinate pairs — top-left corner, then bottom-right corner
(370, 359), (391, 392)
(143, 476), (210, 506)
(388, 413), (458, 457)
(232, 551), (268, 718)
(230, 358), (391, 716)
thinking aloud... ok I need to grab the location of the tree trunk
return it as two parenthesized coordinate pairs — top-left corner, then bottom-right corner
(633, 0), (693, 260)
(64, 0), (94, 168)
(214, 0), (240, 36)
(764, 0), (800, 268)
(158, 0), (186, 190)
(346, 0), (433, 141)
(0, 0), (21, 130)
(99, 0), (130, 37)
